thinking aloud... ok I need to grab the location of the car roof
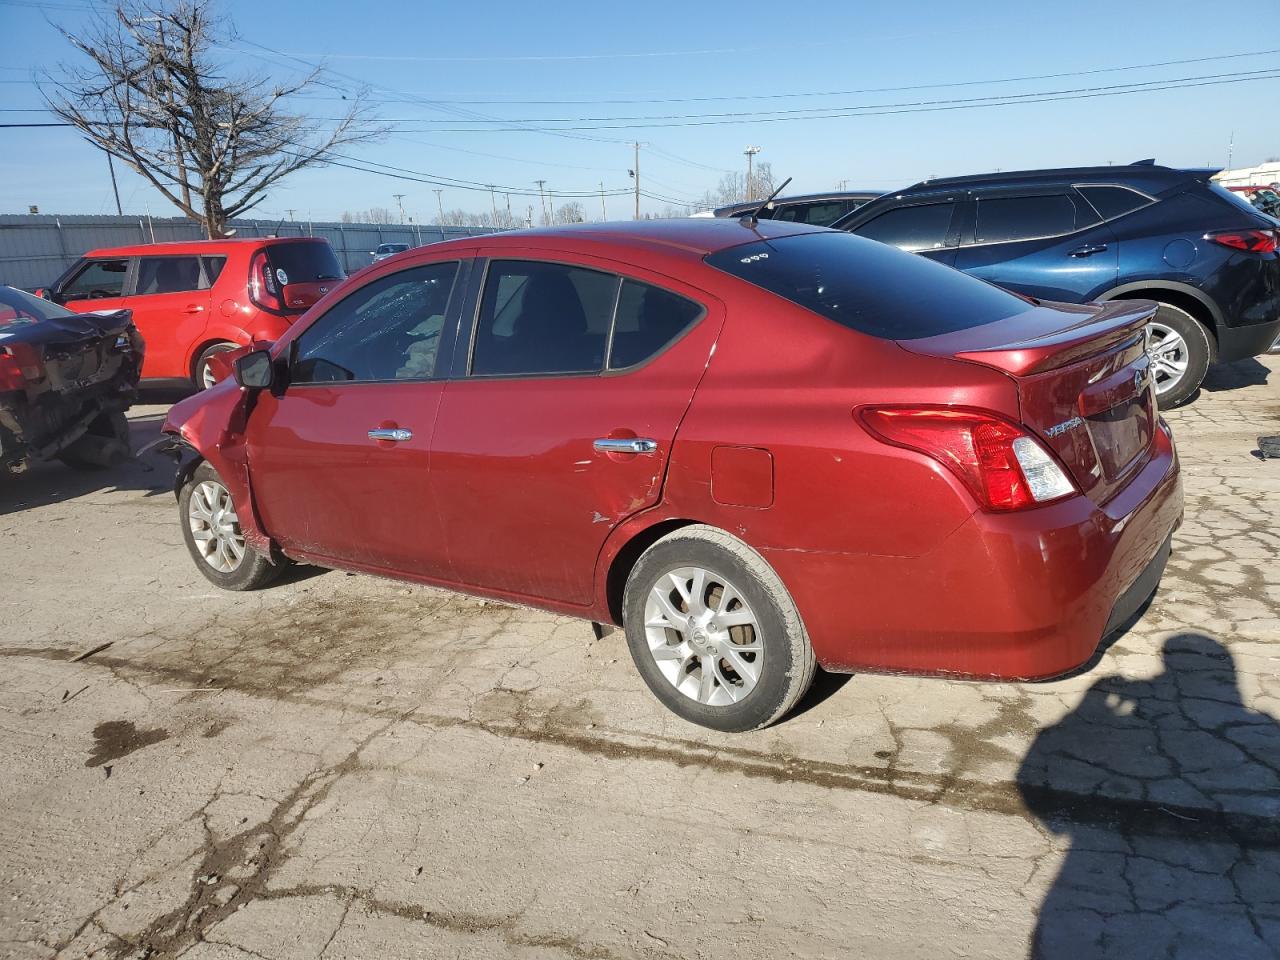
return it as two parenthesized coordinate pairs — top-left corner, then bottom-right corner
(422, 217), (824, 260)
(714, 191), (881, 217)
(83, 236), (329, 258)
(893, 163), (1221, 196)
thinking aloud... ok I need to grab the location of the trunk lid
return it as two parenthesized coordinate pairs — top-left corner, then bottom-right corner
(900, 300), (1159, 505)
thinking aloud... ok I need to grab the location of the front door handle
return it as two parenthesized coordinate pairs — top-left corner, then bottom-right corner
(594, 437), (658, 455)
(1069, 243), (1109, 258)
(368, 427), (413, 442)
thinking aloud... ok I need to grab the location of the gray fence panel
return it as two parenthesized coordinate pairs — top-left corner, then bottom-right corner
(0, 214), (500, 290)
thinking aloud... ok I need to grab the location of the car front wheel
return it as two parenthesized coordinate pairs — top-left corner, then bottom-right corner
(622, 525), (816, 731)
(1146, 304), (1212, 408)
(179, 462), (281, 590)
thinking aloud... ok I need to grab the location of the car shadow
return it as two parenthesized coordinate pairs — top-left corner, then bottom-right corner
(1018, 632), (1280, 958)
(1200, 356), (1271, 393)
(0, 414), (175, 514)
(788, 667), (854, 719)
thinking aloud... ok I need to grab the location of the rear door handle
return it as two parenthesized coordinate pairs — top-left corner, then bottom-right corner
(368, 428), (413, 442)
(593, 437), (658, 455)
(1069, 243), (1109, 258)
(183, 305), (205, 314)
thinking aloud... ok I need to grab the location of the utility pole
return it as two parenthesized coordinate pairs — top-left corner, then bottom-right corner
(1227, 130), (1235, 169)
(104, 150), (122, 216)
(599, 181), (608, 221)
(487, 185), (498, 225)
(285, 208), (296, 221)
(744, 145), (761, 202)
(632, 142), (641, 220)
(393, 193), (406, 223)
(525, 205), (534, 229)
(505, 193), (513, 219)
(535, 180), (548, 225)
(836, 179), (849, 191)
(432, 189), (444, 224)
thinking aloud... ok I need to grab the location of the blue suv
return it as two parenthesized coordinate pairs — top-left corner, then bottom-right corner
(834, 162), (1280, 406)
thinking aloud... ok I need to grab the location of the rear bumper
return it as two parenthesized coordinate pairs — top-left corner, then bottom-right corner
(1217, 316), (1280, 362)
(764, 429), (1183, 680)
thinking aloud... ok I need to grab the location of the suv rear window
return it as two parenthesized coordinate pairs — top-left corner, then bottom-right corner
(266, 242), (344, 284)
(974, 194), (1083, 243)
(706, 232), (1027, 340)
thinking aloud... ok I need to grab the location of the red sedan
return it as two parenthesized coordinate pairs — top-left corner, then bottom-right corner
(160, 218), (1182, 731)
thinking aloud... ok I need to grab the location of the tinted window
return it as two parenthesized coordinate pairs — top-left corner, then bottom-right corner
(851, 203), (955, 251)
(1076, 185), (1153, 221)
(376, 243), (409, 255)
(292, 262), (457, 383)
(267, 242), (344, 283)
(1207, 183), (1267, 218)
(202, 256), (226, 284)
(135, 256), (204, 295)
(471, 261), (616, 376)
(60, 259), (128, 301)
(974, 195), (1081, 243)
(609, 280), (702, 369)
(706, 232), (1026, 340)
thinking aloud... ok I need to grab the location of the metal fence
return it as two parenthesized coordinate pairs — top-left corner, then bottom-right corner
(0, 213), (501, 290)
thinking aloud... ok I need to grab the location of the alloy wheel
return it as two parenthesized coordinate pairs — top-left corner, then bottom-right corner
(1146, 321), (1189, 397)
(188, 480), (245, 573)
(200, 360), (218, 390)
(643, 566), (763, 705)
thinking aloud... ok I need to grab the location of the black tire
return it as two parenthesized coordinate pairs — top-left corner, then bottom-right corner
(622, 525), (816, 732)
(194, 342), (238, 391)
(178, 461), (281, 591)
(1148, 303), (1212, 409)
(58, 410), (130, 470)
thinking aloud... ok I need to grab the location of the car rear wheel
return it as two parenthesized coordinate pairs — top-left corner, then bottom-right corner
(194, 342), (238, 391)
(622, 525), (816, 731)
(179, 462), (280, 590)
(1146, 304), (1211, 408)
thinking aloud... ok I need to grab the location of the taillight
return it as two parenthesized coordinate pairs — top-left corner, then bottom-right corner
(1207, 229), (1278, 253)
(0, 344), (40, 392)
(248, 249), (285, 313)
(859, 406), (1076, 511)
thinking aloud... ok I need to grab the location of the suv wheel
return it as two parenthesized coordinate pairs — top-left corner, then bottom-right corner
(179, 462), (281, 590)
(1147, 303), (1212, 408)
(622, 525), (816, 731)
(194, 342), (238, 391)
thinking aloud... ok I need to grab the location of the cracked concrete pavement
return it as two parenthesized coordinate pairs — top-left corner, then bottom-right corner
(1, 357), (1278, 959)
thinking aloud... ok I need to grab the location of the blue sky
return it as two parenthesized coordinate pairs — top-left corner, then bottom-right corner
(2, 0), (1278, 222)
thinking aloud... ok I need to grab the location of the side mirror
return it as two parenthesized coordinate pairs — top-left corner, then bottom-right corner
(233, 349), (275, 390)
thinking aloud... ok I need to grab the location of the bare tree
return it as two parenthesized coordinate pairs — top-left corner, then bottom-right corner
(552, 201), (584, 225)
(41, 1), (382, 237)
(341, 206), (396, 224)
(697, 162), (778, 209)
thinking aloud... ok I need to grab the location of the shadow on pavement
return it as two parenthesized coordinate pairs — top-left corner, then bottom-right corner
(1200, 357), (1271, 393)
(0, 413), (176, 514)
(1019, 633), (1280, 958)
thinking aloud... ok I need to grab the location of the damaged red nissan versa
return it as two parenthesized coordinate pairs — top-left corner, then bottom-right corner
(159, 218), (1183, 731)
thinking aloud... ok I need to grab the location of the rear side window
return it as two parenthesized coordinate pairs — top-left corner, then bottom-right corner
(471, 261), (616, 376)
(60, 258), (129, 301)
(202, 256), (227, 284)
(775, 201), (847, 226)
(706, 231), (1027, 340)
(851, 202), (956, 251)
(1206, 182), (1269, 218)
(266, 242), (344, 284)
(135, 256), (204, 295)
(292, 262), (457, 383)
(973, 194), (1085, 244)
(1076, 185), (1153, 221)
(609, 280), (702, 369)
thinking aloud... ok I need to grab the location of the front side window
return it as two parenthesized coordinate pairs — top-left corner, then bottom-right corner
(973, 195), (1083, 244)
(292, 262), (458, 383)
(609, 280), (703, 369)
(851, 202), (956, 251)
(471, 261), (616, 376)
(60, 258), (129, 301)
(135, 256), (204, 295)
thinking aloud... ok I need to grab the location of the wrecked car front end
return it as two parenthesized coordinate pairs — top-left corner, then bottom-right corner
(0, 286), (144, 475)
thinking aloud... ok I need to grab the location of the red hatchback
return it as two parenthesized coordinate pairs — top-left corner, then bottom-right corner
(44, 237), (345, 389)
(160, 219), (1182, 730)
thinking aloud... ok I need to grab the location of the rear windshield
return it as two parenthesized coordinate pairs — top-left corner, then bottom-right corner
(266, 241), (344, 283)
(0, 285), (78, 327)
(706, 231), (1027, 340)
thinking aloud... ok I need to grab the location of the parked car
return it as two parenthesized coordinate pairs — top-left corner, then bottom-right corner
(371, 242), (411, 262)
(38, 237), (345, 390)
(0, 285), (142, 475)
(833, 162), (1280, 407)
(159, 219), (1182, 731)
(706, 191), (881, 226)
